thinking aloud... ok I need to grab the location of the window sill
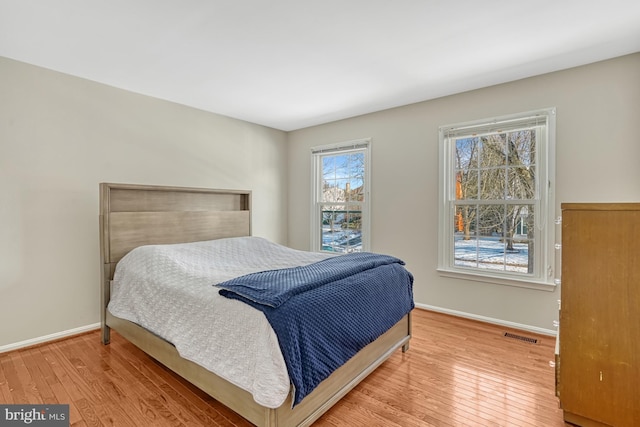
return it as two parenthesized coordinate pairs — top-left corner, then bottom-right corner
(436, 268), (557, 291)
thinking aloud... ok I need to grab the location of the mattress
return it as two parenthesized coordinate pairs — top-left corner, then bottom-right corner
(108, 236), (331, 408)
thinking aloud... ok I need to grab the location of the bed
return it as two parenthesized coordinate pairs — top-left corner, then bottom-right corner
(99, 182), (412, 426)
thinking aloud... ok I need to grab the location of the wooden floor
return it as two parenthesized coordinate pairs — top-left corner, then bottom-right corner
(0, 309), (568, 426)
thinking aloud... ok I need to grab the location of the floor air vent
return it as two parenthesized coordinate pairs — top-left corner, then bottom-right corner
(504, 332), (538, 344)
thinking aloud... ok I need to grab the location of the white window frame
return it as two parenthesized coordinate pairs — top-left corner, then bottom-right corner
(311, 138), (371, 253)
(437, 108), (556, 290)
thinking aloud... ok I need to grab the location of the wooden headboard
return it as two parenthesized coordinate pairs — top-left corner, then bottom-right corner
(99, 183), (251, 337)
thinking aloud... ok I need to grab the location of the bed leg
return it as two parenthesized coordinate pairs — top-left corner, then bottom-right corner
(402, 312), (412, 353)
(102, 325), (111, 345)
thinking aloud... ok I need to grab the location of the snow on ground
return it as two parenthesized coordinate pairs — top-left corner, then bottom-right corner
(454, 236), (530, 273)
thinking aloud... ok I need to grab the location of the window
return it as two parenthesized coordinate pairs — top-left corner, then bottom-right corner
(311, 139), (371, 253)
(438, 109), (556, 289)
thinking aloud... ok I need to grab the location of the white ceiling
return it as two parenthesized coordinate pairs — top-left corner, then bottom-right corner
(1, 1), (639, 131)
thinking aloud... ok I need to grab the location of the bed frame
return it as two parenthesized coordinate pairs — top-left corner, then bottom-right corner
(99, 182), (411, 426)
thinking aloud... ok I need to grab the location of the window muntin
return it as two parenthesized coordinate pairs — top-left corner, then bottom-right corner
(439, 109), (555, 288)
(312, 140), (370, 253)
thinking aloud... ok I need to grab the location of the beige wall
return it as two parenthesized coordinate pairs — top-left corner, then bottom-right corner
(0, 57), (289, 348)
(2, 53), (638, 348)
(288, 53), (640, 332)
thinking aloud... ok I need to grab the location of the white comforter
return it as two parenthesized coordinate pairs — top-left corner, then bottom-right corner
(108, 236), (331, 408)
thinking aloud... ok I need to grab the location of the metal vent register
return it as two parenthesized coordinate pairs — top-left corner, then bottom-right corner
(504, 332), (538, 344)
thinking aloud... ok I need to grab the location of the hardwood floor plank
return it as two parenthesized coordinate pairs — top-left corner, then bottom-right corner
(75, 396), (105, 427)
(360, 369), (510, 427)
(101, 335), (242, 427)
(39, 345), (88, 426)
(19, 348), (58, 404)
(10, 350), (44, 404)
(0, 309), (568, 426)
(1, 352), (30, 404)
(57, 335), (178, 427)
(87, 338), (194, 426)
(0, 353), (14, 404)
(48, 381), (85, 426)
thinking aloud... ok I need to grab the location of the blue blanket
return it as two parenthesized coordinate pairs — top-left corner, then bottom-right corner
(216, 252), (414, 406)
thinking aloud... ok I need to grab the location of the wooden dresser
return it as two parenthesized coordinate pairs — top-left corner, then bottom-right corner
(557, 203), (640, 426)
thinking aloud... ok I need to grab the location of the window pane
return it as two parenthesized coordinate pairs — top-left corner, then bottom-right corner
(347, 152), (365, 202)
(457, 170), (479, 200)
(455, 137), (480, 170)
(507, 167), (535, 199)
(349, 152), (365, 173)
(509, 204), (534, 274)
(479, 134), (506, 169)
(341, 205), (362, 253)
(454, 203), (534, 274)
(455, 137), (480, 201)
(322, 156), (336, 181)
(475, 203), (508, 273)
(321, 208), (342, 252)
(454, 205), (478, 268)
(320, 205), (362, 253)
(507, 130), (536, 167)
(334, 156), (349, 182)
(337, 178), (348, 195)
(322, 183), (343, 203)
(480, 167), (506, 200)
(321, 152), (365, 203)
(483, 204), (503, 235)
(348, 177), (364, 201)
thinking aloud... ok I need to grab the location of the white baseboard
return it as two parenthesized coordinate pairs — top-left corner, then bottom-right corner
(415, 303), (557, 337)
(0, 323), (101, 354)
(1, 307), (556, 353)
